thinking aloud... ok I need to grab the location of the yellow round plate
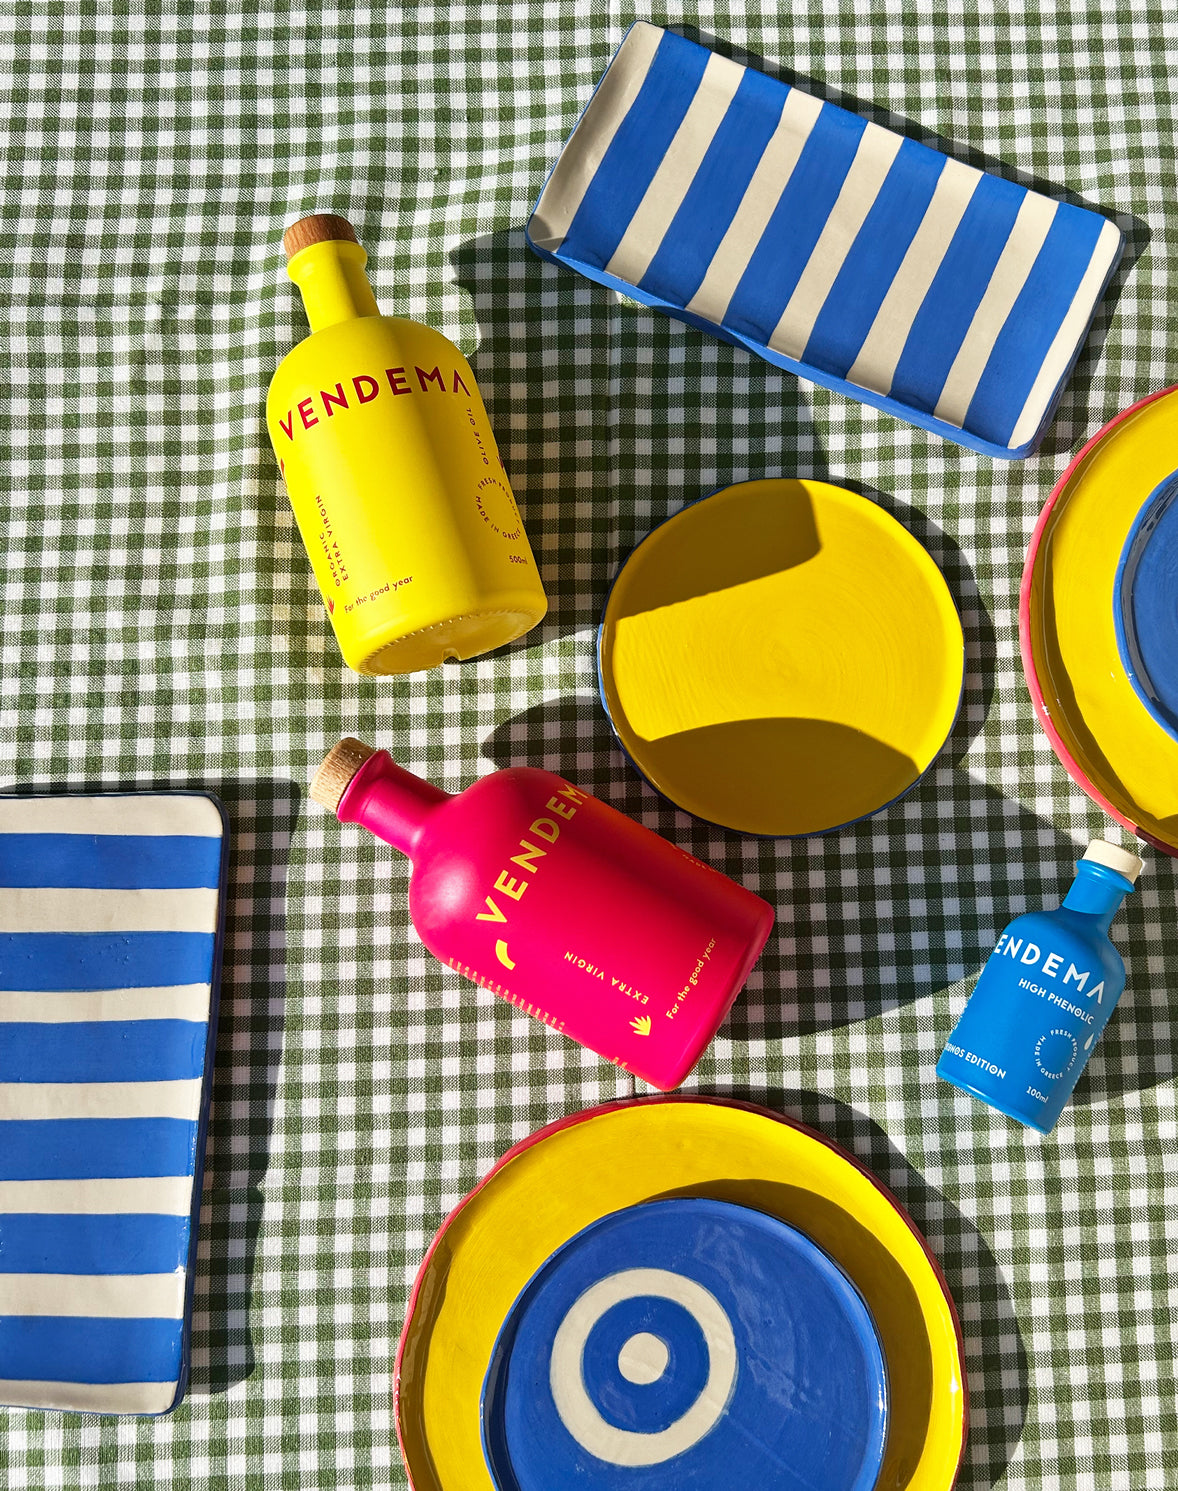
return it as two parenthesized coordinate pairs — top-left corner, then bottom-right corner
(394, 1097), (967, 1491)
(597, 479), (964, 835)
(1021, 385), (1178, 855)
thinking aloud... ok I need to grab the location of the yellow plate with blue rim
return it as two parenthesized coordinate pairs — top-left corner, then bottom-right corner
(394, 1097), (967, 1491)
(597, 479), (964, 835)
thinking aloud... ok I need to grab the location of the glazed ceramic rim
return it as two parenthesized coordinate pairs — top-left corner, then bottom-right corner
(595, 480), (965, 838)
(1112, 469), (1178, 745)
(1018, 382), (1178, 856)
(478, 1195), (890, 1491)
(392, 1094), (969, 1491)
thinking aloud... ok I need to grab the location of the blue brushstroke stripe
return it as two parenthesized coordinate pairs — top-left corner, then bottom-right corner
(723, 101), (867, 345)
(0, 834), (223, 890)
(0, 1316), (182, 1384)
(803, 138), (948, 378)
(558, 30), (711, 271)
(0, 932), (215, 991)
(0, 1120), (198, 1181)
(0, 1021), (207, 1083)
(887, 171), (1028, 414)
(0, 1213), (190, 1275)
(962, 201), (1108, 447)
(637, 65), (785, 309)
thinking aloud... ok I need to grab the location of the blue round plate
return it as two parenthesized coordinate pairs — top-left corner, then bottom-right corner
(1115, 469), (1178, 743)
(480, 1197), (889, 1491)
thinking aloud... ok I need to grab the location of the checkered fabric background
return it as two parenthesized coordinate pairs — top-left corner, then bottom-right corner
(1, 1), (1176, 1486)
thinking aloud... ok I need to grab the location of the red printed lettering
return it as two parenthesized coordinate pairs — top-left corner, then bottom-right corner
(322, 382), (348, 416)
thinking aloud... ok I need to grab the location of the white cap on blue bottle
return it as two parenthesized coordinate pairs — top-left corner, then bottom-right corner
(1082, 839), (1143, 883)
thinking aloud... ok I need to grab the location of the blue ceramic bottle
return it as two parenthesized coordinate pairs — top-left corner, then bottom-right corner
(937, 841), (1142, 1133)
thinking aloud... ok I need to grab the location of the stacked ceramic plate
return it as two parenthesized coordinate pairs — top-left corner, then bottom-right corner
(394, 1098), (967, 1491)
(597, 479), (964, 837)
(1021, 384), (1178, 857)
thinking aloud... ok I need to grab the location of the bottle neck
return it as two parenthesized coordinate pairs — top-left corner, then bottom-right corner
(1061, 860), (1134, 931)
(336, 749), (449, 860)
(288, 239), (381, 332)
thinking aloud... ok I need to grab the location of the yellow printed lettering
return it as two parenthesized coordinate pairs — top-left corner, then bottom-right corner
(510, 839), (547, 874)
(529, 817), (560, 845)
(495, 870), (527, 901)
(547, 794), (577, 820)
(476, 896), (507, 923)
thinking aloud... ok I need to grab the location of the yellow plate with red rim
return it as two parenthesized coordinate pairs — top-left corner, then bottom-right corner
(1021, 384), (1178, 855)
(394, 1097), (967, 1491)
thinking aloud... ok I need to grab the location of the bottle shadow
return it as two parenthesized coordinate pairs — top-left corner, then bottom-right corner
(448, 227), (829, 659)
(692, 1085), (1030, 1491)
(482, 697), (1084, 1032)
(677, 23), (1148, 463)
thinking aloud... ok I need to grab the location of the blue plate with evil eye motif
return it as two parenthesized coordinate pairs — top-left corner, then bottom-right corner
(480, 1197), (889, 1491)
(1115, 469), (1178, 744)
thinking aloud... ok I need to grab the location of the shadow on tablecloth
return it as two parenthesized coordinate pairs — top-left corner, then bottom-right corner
(482, 702), (1082, 1028)
(188, 776), (296, 1394)
(449, 225), (828, 661)
(698, 1085), (1030, 1491)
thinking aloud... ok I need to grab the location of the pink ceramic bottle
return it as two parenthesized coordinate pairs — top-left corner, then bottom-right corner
(311, 739), (774, 1089)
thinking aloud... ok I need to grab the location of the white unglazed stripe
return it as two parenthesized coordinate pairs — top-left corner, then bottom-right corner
(686, 87), (823, 325)
(1006, 216), (1121, 449)
(0, 1273), (186, 1320)
(529, 21), (663, 251)
(0, 985), (211, 1024)
(0, 1080), (203, 1122)
(768, 120), (906, 360)
(0, 794), (222, 837)
(0, 1176), (193, 1214)
(0, 1379), (179, 1414)
(603, 50), (746, 287)
(0, 886), (219, 934)
(846, 155), (983, 393)
(933, 191), (1060, 428)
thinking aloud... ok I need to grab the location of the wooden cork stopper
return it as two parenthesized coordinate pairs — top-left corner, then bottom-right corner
(310, 738), (376, 814)
(283, 214), (360, 261)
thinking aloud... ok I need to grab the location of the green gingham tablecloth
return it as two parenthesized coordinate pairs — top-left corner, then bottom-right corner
(2, 2), (1177, 1487)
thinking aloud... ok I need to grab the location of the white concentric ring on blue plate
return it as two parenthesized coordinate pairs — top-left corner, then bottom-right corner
(481, 1197), (888, 1491)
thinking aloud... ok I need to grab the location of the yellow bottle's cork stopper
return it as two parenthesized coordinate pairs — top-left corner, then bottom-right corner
(310, 738), (376, 813)
(283, 214), (360, 262)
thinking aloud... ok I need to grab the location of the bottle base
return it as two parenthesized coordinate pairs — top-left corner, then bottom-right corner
(354, 604), (546, 675)
(936, 1062), (1054, 1134)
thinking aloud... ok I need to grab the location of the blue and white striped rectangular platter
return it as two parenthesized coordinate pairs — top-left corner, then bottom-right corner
(0, 793), (227, 1415)
(527, 22), (1122, 459)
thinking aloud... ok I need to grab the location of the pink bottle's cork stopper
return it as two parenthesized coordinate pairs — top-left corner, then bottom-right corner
(310, 738), (376, 813)
(283, 214), (360, 261)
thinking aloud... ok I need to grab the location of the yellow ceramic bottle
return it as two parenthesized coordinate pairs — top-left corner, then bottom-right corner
(267, 215), (547, 674)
